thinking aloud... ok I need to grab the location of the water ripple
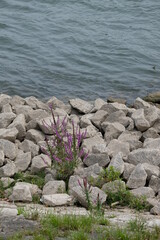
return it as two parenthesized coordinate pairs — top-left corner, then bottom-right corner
(0, 0), (160, 103)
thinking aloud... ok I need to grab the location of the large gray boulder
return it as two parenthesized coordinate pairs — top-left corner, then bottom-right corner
(70, 114), (80, 125)
(82, 135), (106, 152)
(14, 150), (31, 172)
(103, 122), (125, 144)
(127, 148), (160, 166)
(26, 119), (39, 131)
(74, 163), (103, 179)
(47, 96), (71, 114)
(84, 153), (110, 167)
(104, 110), (131, 127)
(27, 109), (50, 122)
(82, 125), (99, 138)
(20, 139), (39, 157)
(108, 152), (124, 174)
(9, 182), (41, 202)
(131, 109), (150, 132)
(1, 103), (12, 113)
(0, 161), (17, 177)
(127, 164), (147, 189)
(142, 163), (160, 180)
(26, 129), (45, 144)
(91, 110), (108, 129)
(118, 130), (142, 151)
(134, 97), (151, 109)
(69, 98), (93, 114)
(7, 114), (26, 140)
(147, 198), (159, 208)
(0, 139), (17, 160)
(22, 182), (41, 196)
(13, 105), (33, 121)
(100, 102), (129, 115)
(10, 95), (25, 106)
(107, 96), (126, 104)
(150, 203), (160, 215)
(0, 150), (4, 167)
(0, 94), (11, 110)
(42, 180), (66, 195)
(80, 114), (93, 128)
(132, 108), (146, 125)
(68, 175), (83, 195)
(47, 96), (64, 109)
(0, 112), (16, 128)
(71, 185), (107, 208)
(92, 98), (106, 112)
(25, 96), (49, 111)
(142, 128), (159, 140)
(126, 119), (135, 131)
(153, 119), (160, 132)
(47, 97), (72, 114)
(106, 139), (130, 158)
(143, 138), (160, 149)
(144, 106), (159, 127)
(130, 187), (155, 198)
(0, 128), (18, 142)
(42, 194), (73, 207)
(31, 154), (51, 173)
(92, 143), (107, 154)
(53, 107), (69, 117)
(9, 183), (32, 202)
(123, 163), (135, 180)
(149, 175), (160, 193)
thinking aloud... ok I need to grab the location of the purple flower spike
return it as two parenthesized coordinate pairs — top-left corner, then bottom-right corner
(83, 177), (88, 189)
(78, 179), (82, 188)
(43, 107), (88, 181)
(83, 152), (89, 162)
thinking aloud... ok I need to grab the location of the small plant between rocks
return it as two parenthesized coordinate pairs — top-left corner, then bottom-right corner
(89, 166), (121, 188)
(106, 187), (151, 211)
(0, 180), (5, 199)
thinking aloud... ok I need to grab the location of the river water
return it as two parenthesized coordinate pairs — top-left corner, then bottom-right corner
(0, 0), (160, 103)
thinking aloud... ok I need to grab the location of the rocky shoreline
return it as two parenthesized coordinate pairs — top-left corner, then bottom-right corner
(1, 92), (160, 237)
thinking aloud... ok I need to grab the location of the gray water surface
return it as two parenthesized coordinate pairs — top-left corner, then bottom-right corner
(0, 0), (160, 102)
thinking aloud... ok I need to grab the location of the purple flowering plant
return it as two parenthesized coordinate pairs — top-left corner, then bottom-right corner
(42, 107), (88, 182)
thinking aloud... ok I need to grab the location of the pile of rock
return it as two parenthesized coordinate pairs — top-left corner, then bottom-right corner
(0, 94), (160, 214)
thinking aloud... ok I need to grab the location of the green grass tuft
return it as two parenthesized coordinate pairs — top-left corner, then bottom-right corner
(106, 188), (151, 211)
(13, 171), (45, 189)
(69, 230), (89, 240)
(0, 180), (5, 198)
(41, 214), (93, 233)
(7, 213), (160, 240)
(89, 166), (121, 188)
